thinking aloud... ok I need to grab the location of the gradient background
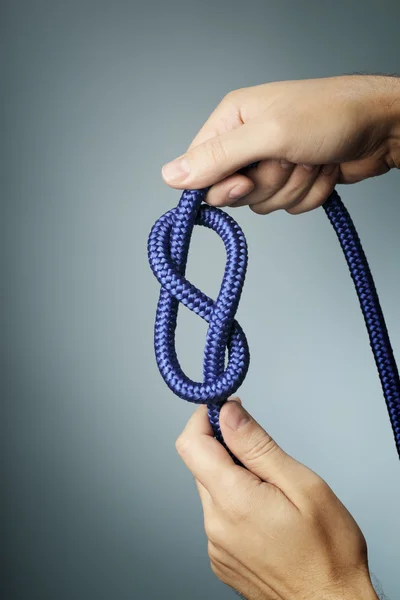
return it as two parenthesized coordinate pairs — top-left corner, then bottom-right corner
(3, 1), (400, 599)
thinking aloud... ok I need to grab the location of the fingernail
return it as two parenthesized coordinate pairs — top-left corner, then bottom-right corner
(302, 163), (316, 172)
(224, 401), (250, 431)
(162, 156), (190, 183)
(322, 163), (336, 175)
(280, 159), (293, 169)
(228, 185), (247, 200)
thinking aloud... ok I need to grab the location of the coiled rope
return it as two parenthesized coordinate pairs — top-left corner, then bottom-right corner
(148, 182), (400, 461)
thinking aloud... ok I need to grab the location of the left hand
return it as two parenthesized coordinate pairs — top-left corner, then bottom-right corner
(162, 77), (400, 215)
(175, 398), (378, 600)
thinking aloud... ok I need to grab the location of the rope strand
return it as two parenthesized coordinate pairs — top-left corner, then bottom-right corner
(324, 191), (400, 457)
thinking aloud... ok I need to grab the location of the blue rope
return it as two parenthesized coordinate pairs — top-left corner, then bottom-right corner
(148, 184), (400, 460)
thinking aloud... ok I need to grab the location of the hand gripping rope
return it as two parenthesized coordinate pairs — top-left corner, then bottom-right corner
(148, 174), (400, 462)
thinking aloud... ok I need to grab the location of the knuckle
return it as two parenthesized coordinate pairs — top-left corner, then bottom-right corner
(174, 434), (189, 456)
(266, 116), (289, 152)
(310, 476), (332, 498)
(223, 89), (236, 102)
(286, 204), (303, 215)
(204, 517), (224, 544)
(245, 433), (280, 464)
(250, 202), (268, 215)
(286, 200), (304, 215)
(301, 474), (333, 508)
(220, 478), (258, 522)
(225, 495), (249, 522)
(204, 136), (228, 165)
(222, 88), (241, 103)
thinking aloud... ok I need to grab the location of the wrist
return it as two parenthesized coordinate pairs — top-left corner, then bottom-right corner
(314, 572), (379, 600)
(354, 580), (379, 600)
(355, 74), (400, 170)
(377, 75), (400, 169)
(333, 576), (379, 600)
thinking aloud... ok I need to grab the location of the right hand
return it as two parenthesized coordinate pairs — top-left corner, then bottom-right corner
(176, 399), (379, 600)
(162, 75), (400, 215)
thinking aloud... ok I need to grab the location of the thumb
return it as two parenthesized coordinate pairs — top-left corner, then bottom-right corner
(220, 400), (309, 493)
(161, 121), (283, 189)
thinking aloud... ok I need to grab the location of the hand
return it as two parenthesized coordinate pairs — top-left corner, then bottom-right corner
(176, 399), (379, 600)
(162, 75), (400, 215)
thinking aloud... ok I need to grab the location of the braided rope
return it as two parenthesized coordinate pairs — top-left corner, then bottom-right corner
(148, 185), (400, 460)
(323, 191), (400, 458)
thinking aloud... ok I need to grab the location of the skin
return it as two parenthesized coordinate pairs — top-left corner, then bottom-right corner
(176, 400), (380, 600)
(162, 75), (400, 214)
(162, 75), (400, 599)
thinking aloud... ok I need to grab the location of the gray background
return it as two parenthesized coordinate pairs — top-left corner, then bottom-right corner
(2, 1), (400, 599)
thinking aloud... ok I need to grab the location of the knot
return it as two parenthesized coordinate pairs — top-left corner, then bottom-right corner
(148, 188), (250, 444)
(149, 184), (400, 460)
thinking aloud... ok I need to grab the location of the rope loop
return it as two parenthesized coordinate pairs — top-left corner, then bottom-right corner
(148, 189), (250, 444)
